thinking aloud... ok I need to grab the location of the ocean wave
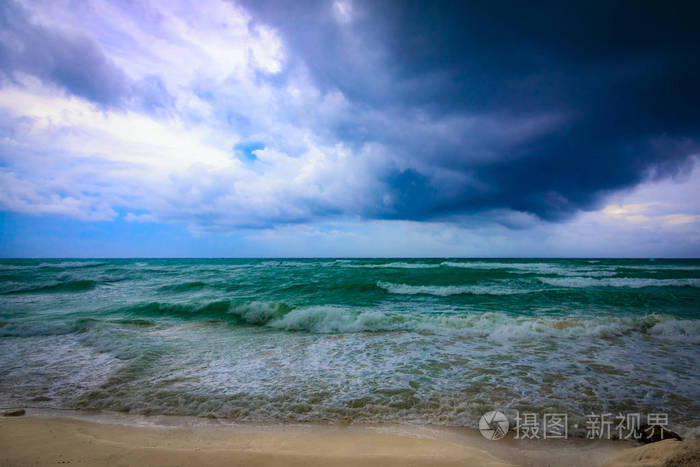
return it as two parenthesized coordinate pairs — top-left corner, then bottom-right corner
(118, 300), (295, 327)
(267, 306), (406, 333)
(157, 281), (208, 292)
(256, 261), (313, 267)
(121, 300), (240, 320)
(118, 299), (399, 332)
(272, 308), (697, 342)
(0, 264), (35, 271)
(1, 280), (98, 294)
(440, 261), (616, 277)
(0, 321), (79, 337)
(455, 313), (699, 342)
(111, 318), (157, 327)
(38, 261), (107, 269)
(538, 277), (700, 288)
(4, 301), (696, 345)
(253, 261), (338, 268)
(114, 300), (700, 342)
(646, 317), (700, 344)
(570, 271), (618, 277)
(376, 281), (526, 296)
(78, 296), (700, 343)
(0, 261), (106, 271)
(614, 264), (700, 271)
(343, 262), (441, 269)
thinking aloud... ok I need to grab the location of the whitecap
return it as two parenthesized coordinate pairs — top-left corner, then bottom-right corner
(538, 277), (700, 288)
(376, 280), (527, 296)
(344, 262), (440, 269)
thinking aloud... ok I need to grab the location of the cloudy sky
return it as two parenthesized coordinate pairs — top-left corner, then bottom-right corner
(0, 0), (698, 257)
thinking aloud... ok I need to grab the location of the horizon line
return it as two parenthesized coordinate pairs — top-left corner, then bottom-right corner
(1, 257), (699, 260)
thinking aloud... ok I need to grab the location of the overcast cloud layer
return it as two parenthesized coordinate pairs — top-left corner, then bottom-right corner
(0, 0), (698, 256)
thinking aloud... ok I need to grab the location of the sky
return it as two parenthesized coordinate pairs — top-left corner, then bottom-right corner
(0, 0), (699, 257)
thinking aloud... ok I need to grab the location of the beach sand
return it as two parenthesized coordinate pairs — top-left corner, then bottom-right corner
(3, 411), (690, 466)
(602, 438), (700, 467)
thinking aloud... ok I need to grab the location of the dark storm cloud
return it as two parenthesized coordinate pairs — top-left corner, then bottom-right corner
(0, 1), (171, 110)
(241, 0), (700, 221)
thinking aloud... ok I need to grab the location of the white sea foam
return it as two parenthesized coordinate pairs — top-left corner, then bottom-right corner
(647, 318), (700, 344)
(376, 281), (526, 296)
(440, 261), (616, 276)
(441, 261), (530, 270)
(614, 264), (700, 271)
(573, 271), (618, 277)
(538, 277), (700, 288)
(267, 306), (399, 333)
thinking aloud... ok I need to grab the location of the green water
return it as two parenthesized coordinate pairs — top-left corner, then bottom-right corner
(1, 259), (698, 435)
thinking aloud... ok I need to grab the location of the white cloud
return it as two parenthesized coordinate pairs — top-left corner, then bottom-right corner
(0, 0), (385, 226)
(333, 1), (354, 24)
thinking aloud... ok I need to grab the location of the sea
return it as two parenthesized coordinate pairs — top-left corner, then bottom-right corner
(1, 258), (698, 436)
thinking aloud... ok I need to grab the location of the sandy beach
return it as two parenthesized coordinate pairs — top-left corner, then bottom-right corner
(4, 411), (696, 467)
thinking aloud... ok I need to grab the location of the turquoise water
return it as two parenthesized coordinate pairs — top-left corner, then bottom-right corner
(1, 259), (698, 434)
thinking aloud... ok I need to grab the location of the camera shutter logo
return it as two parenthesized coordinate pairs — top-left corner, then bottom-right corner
(479, 411), (509, 440)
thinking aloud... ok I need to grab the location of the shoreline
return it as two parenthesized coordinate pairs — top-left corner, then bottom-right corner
(0, 409), (649, 467)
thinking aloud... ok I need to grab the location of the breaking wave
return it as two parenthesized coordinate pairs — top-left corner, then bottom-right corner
(112, 299), (700, 342)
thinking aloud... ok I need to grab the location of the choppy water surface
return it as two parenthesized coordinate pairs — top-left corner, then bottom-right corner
(1, 259), (698, 434)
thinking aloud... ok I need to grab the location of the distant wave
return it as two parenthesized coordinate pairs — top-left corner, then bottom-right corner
(538, 277), (700, 288)
(614, 264), (700, 271)
(0, 264), (35, 271)
(343, 262), (440, 269)
(38, 261), (107, 269)
(376, 280), (526, 296)
(254, 261), (338, 268)
(440, 261), (617, 276)
(0, 261), (106, 271)
(2, 280), (98, 294)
